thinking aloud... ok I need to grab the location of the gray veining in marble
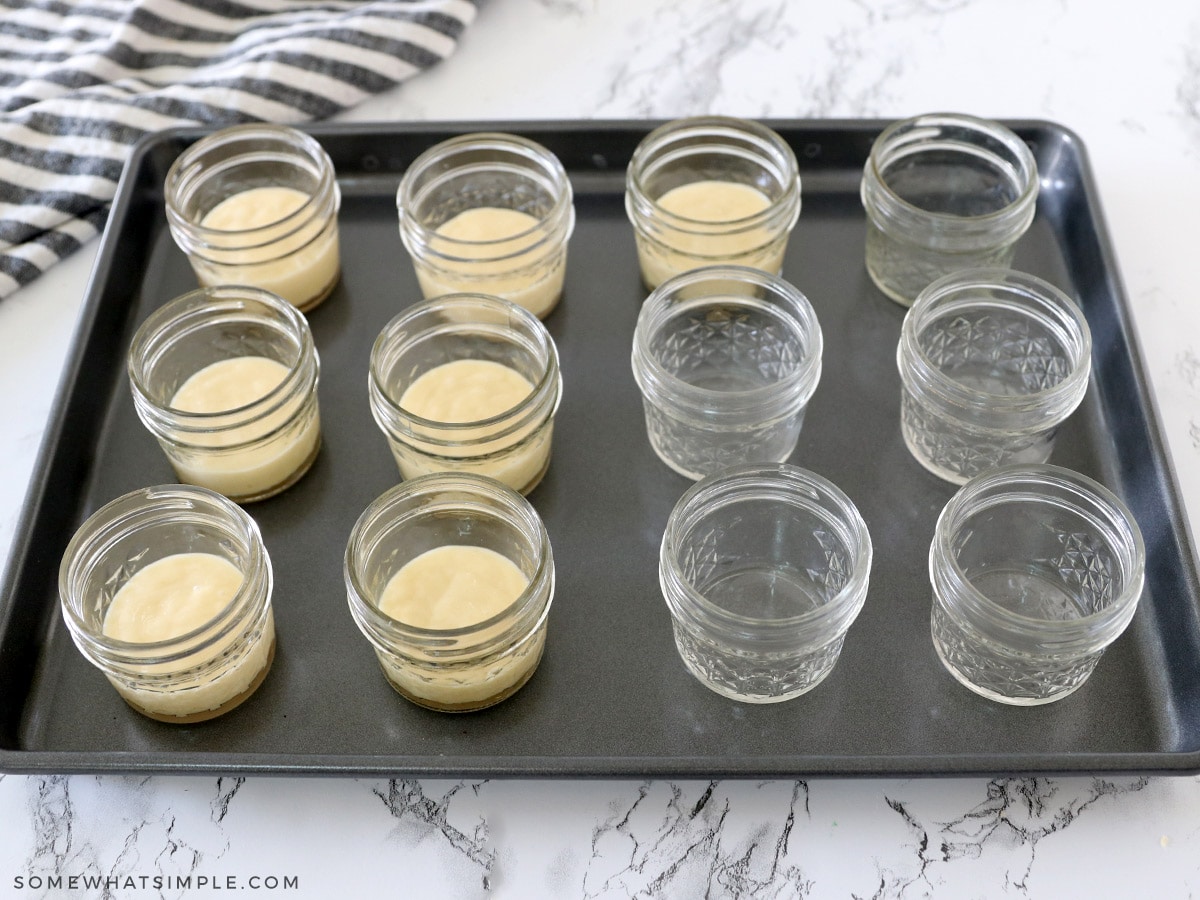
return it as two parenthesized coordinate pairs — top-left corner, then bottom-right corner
(375, 779), (494, 897)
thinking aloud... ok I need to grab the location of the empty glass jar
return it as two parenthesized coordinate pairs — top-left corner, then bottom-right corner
(345, 473), (555, 712)
(397, 132), (575, 318)
(368, 293), (561, 495)
(631, 265), (823, 480)
(626, 115), (801, 290)
(165, 123), (341, 312)
(897, 268), (1091, 484)
(930, 464), (1145, 705)
(861, 112), (1038, 306)
(128, 285), (322, 503)
(659, 463), (872, 702)
(59, 484), (276, 723)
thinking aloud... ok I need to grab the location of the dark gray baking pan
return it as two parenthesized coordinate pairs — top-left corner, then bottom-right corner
(2, 120), (1198, 777)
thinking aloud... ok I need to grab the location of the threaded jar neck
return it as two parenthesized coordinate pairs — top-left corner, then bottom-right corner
(897, 268), (1091, 433)
(861, 112), (1037, 252)
(127, 286), (320, 448)
(626, 115), (801, 246)
(165, 124), (340, 266)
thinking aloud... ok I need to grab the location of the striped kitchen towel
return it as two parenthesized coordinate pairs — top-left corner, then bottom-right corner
(0, 0), (476, 299)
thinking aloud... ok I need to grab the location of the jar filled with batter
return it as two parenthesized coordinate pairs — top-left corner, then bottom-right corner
(397, 132), (575, 318)
(58, 485), (276, 723)
(345, 473), (555, 712)
(165, 123), (341, 312)
(368, 293), (561, 495)
(128, 285), (322, 503)
(625, 116), (802, 290)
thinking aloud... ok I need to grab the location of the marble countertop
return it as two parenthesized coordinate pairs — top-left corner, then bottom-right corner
(2, 0), (1199, 896)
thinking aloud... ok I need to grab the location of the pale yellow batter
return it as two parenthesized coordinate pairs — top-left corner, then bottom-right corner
(399, 358), (533, 424)
(392, 359), (550, 493)
(196, 185), (340, 309)
(169, 356), (320, 500)
(172, 355), (290, 415)
(415, 206), (566, 318)
(102, 552), (275, 719)
(104, 552), (243, 643)
(374, 545), (545, 709)
(657, 180), (772, 222)
(638, 180), (786, 288)
(379, 545), (528, 630)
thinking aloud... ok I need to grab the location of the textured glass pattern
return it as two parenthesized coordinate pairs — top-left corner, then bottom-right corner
(931, 604), (1101, 705)
(644, 401), (805, 481)
(673, 622), (845, 703)
(650, 307), (805, 390)
(900, 389), (1055, 483)
(641, 300), (813, 479)
(900, 304), (1078, 483)
(919, 312), (1072, 393)
(1039, 525), (1115, 615)
(864, 222), (1018, 307)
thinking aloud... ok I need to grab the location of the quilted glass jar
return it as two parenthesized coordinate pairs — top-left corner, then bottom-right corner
(626, 115), (801, 290)
(861, 112), (1038, 306)
(631, 265), (822, 480)
(930, 464), (1144, 705)
(897, 268), (1091, 484)
(660, 463), (872, 702)
(165, 123), (341, 312)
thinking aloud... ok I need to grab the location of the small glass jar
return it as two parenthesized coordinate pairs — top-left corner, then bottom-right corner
(59, 484), (276, 723)
(625, 115), (801, 290)
(631, 265), (822, 480)
(345, 473), (555, 712)
(369, 293), (561, 495)
(897, 268), (1091, 484)
(930, 464), (1145, 705)
(861, 112), (1038, 306)
(165, 123), (341, 312)
(397, 132), (575, 319)
(660, 463), (872, 703)
(128, 285), (322, 503)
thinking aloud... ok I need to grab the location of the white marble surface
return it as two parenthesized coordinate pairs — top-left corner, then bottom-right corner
(3, 0), (1200, 896)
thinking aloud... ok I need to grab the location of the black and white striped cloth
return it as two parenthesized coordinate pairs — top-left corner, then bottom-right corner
(0, 0), (476, 299)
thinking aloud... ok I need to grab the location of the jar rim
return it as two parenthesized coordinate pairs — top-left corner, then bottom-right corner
(626, 115), (802, 232)
(165, 123), (340, 254)
(660, 463), (872, 634)
(396, 131), (574, 258)
(631, 265), (823, 415)
(864, 112), (1041, 243)
(897, 268), (1092, 418)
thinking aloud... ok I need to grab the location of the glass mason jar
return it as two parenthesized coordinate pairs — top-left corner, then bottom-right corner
(631, 265), (822, 480)
(368, 293), (561, 495)
(58, 484), (276, 723)
(345, 473), (555, 712)
(625, 115), (801, 290)
(861, 112), (1038, 306)
(660, 463), (873, 702)
(128, 285), (322, 503)
(397, 132), (575, 319)
(165, 123), (342, 312)
(929, 464), (1145, 705)
(896, 268), (1092, 484)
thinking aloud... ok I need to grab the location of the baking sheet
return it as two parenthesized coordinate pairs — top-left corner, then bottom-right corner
(2, 120), (1198, 777)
